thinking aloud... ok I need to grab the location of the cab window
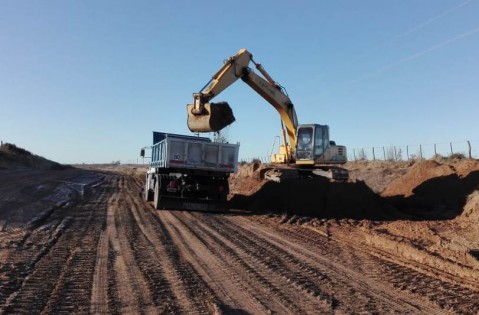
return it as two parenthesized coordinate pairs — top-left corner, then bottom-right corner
(314, 127), (324, 156)
(297, 127), (313, 150)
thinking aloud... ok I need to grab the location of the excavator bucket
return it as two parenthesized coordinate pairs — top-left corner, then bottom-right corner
(187, 102), (236, 132)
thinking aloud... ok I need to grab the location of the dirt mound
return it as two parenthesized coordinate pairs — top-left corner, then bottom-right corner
(229, 163), (392, 219)
(228, 162), (265, 199)
(460, 190), (479, 221)
(381, 160), (454, 197)
(381, 159), (479, 218)
(345, 160), (412, 193)
(0, 143), (65, 170)
(452, 159), (479, 177)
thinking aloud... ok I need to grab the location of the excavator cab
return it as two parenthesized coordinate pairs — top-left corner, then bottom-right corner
(295, 124), (347, 167)
(295, 124), (330, 165)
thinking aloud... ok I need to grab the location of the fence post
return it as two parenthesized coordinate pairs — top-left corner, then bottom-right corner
(419, 145), (423, 159)
(468, 140), (472, 159)
(406, 145), (409, 160)
(434, 144), (437, 156)
(372, 147), (376, 160)
(393, 146), (397, 161)
(383, 147), (386, 160)
(450, 142), (453, 156)
(353, 149), (356, 161)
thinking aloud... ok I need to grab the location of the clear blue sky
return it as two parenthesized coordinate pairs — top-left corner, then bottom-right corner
(1, 0), (478, 163)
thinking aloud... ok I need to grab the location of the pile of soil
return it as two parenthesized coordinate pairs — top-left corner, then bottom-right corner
(381, 160), (455, 197)
(229, 163), (393, 219)
(381, 159), (479, 218)
(345, 160), (412, 193)
(0, 143), (64, 170)
(229, 159), (479, 220)
(461, 190), (479, 221)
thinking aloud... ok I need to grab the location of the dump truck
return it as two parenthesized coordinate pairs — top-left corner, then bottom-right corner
(141, 132), (239, 211)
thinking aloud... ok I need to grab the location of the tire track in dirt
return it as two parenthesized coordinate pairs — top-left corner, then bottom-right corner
(90, 174), (219, 313)
(125, 175), (222, 314)
(160, 211), (280, 314)
(235, 215), (479, 314)
(188, 212), (441, 314)
(286, 220), (479, 313)
(166, 210), (331, 314)
(117, 195), (176, 314)
(96, 176), (157, 314)
(0, 177), (110, 314)
(90, 230), (109, 314)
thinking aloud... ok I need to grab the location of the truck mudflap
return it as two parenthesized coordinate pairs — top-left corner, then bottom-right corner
(154, 195), (229, 212)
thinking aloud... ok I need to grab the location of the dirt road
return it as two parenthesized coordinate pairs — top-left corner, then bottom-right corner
(1, 166), (479, 314)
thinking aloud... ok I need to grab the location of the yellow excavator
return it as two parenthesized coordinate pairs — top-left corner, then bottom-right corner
(187, 49), (348, 180)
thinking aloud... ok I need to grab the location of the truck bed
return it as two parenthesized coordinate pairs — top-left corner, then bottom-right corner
(150, 132), (240, 173)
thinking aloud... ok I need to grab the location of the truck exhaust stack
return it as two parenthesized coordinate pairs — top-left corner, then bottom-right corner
(187, 102), (235, 132)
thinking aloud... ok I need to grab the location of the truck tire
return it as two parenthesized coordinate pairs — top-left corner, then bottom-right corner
(219, 178), (229, 201)
(153, 175), (162, 210)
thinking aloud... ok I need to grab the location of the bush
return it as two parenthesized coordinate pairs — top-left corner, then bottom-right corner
(449, 153), (465, 160)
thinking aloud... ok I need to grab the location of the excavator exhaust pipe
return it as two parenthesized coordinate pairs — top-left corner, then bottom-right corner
(187, 102), (235, 132)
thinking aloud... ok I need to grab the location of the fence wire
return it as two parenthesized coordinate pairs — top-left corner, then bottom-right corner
(241, 141), (479, 163)
(348, 140), (479, 162)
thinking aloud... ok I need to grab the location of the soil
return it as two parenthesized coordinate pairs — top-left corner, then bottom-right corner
(1, 149), (479, 314)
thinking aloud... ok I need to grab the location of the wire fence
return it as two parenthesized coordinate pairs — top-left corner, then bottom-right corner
(240, 140), (479, 163)
(348, 140), (479, 162)
(239, 156), (271, 164)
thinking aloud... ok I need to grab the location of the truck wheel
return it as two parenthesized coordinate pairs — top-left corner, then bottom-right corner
(219, 178), (229, 201)
(153, 176), (161, 210)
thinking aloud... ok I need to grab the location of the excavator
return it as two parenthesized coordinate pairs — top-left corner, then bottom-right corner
(186, 49), (348, 180)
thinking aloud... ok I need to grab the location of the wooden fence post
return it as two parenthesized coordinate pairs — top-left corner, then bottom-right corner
(419, 145), (423, 159)
(372, 147), (376, 160)
(406, 145), (409, 160)
(383, 147), (386, 160)
(468, 141), (472, 159)
(434, 144), (437, 156)
(450, 142), (453, 156)
(353, 149), (356, 161)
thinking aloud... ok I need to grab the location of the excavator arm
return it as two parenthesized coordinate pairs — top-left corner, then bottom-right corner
(187, 49), (299, 160)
